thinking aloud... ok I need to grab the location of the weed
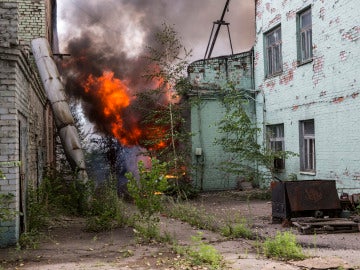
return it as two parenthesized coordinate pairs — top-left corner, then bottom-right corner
(126, 159), (169, 242)
(313, 232), (317, 252)
(119, 249), (134, 258)
(18, 229), (41, 249)
(126, 159), (169, 220)
(173, 232), (224, 269)
(0, 193), (17, 222)
(165, 201), (219, 231)
(85, 178), (127, 232)
(133, 219), (161, 243)
(27, 185), (50, 231)
(356, 204), (360, 215)
(263, 231), (306, 261)
(221, 218), (253, 239)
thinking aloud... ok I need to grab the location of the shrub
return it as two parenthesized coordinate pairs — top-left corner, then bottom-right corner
(174, 232), (224, 269)
(85, 178), (127, 232)
(221, 218), (254, 239)
(263, 231), (306, 260)
(126, 159), (169, 220)
(126, 158), (169, 241)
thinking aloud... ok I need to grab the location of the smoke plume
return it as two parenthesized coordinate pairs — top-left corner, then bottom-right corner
(58, 0), (255, 145)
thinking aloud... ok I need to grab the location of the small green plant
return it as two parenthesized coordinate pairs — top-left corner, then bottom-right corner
(126, 158), (169, 242)
(0, 193), (17, 222)
(165, 201), (219, 231)
(263, 231), (306, 261)
(26, 185), (50, 232)
(215, 86), (297, 184)
(126, 159), (169, 219)
(0, 162), (21, 224)
(18, 229), (41, 249)
(132, 221), (161, 243)
(356, 204), (360, 215)
(221, 218), (253, 239)
(173, 232), (224, 269)
(85, 178), (127, 232)
(20, 169), (92, 248)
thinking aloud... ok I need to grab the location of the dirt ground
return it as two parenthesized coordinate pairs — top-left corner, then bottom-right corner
(0, 190), (359, 270)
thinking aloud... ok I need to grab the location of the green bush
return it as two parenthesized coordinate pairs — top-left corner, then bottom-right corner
(18, 229), (41, 250)
(26, 186), (49, 232)
(40, 170), (90, 216)
(164, 176), (199, 200)
(263, 231), (306, 260)
(126, 159), (169, 219)
(85, 178), (127, 232)
(221, 219), (253, 239)
(126, 158), (169, 241)
(174, 232), (224, 269)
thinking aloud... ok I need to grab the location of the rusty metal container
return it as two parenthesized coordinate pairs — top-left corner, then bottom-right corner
(271, 180), (342, 222)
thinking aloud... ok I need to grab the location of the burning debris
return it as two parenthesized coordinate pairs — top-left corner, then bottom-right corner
(61, 33), (168, 150)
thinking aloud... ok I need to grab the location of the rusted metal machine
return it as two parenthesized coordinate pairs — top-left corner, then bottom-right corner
(271, 180), (342, 222)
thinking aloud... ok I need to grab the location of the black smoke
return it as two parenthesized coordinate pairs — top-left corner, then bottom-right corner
(58, 0), (255, 141)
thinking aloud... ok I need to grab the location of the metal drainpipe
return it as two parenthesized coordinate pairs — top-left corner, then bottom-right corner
(196, 90), (205, 191)
(251, 48), (265, 185)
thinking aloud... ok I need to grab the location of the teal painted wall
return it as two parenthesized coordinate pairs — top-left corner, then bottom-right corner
(188, 52), (255, 190)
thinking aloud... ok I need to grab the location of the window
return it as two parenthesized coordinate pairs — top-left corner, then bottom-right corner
(265, 26), (282, 76)
(298, 8), (312, 63)
(267, 124), (285, 170)
(299, 120), (315, 172)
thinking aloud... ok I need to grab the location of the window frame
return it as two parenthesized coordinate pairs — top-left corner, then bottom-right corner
(299, 119), (316, 173)
(264, 25), (283, 77)
(267, 124), (285, 171)
(297, 7), (313, 65)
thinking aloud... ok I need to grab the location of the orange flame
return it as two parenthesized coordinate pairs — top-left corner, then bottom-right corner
(82, 71), (142, 145)
(81, 70), (168, 149)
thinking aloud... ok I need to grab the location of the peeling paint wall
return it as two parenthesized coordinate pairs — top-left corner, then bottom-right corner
(188, 52), (254, 190)
(254, 0), (360, 193)
(0, 0), (56, 247)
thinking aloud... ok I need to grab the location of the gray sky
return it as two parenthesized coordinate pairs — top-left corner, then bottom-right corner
(58, 0), (255, 61)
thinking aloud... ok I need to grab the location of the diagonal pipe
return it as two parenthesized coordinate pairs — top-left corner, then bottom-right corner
(31, 38), (87, 182)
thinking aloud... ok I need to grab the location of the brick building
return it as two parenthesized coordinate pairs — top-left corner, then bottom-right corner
(254, 0), (360, 192)
(188, 0), (360, 193)
(0, 0), (57, 246)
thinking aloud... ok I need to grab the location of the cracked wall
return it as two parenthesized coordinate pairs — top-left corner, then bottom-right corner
(0, 0), (56, 247)
(188, 52), (254, 190)
(254, 0), (360, 193)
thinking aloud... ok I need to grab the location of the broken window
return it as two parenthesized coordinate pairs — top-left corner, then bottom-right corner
(299, 119), (315, 172)
(298, 8), (312, 63)
(265, 26), (282, 76)
(267, 124), (285, 170)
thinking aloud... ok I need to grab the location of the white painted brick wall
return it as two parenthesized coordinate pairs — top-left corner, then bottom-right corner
(0, 0), (55, 247)
(254, 0), (360, 193)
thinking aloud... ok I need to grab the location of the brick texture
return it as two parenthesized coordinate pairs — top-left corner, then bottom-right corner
(254, 0), (360, 192)
(0, 0), (55, 247)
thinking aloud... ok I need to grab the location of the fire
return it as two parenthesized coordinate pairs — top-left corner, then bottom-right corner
(81, 70), (168, 149)
(82, 71), (142, 145)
